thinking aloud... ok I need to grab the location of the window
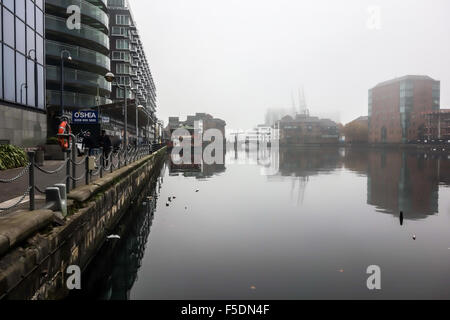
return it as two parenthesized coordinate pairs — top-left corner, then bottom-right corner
(4, 45), (16, 102)
(27, 58), (35, 107)
(112, 26), (128, 36)
(37, 64), (44, 108)
(16, 53), (26, 104)
(3, 9), (15, 47)
(16, 18), (26, 54)
(26, 26), (35, 53)
(36, 34), (43, 64)
(116, 63), (130, 74)
(26, 0), (35, 28)
(16, 0), (26, 21)
(116, 39), (129, 50)
(35, 7), (43, 35)
(4, 0), (14, 12)
(112, 51), (130, 61)
(116, 76), (130, 86)
(116, 15), (130, 25)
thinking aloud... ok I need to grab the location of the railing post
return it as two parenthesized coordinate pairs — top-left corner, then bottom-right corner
(100, 148), (104, 179)
(66, 151), (71, 193)
(85, 156), (90, 186)
(110, 152), (114, 174)
(28, 151), (35, 211)
(72, 138), (76, 190)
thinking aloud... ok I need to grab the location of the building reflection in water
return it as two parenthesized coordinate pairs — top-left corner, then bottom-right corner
(169, 146), (226, 178)
(250, 145), (450, 220)
(70, 170), (165, 300)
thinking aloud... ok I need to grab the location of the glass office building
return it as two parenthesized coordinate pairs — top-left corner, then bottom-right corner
(0, 0), (46, 147)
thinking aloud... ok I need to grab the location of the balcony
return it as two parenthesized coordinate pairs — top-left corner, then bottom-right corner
(45, 15), (109, 54)
(46, 0), (109, 32)
(46, 40), (110, 73)
(47, 90), (112, 109)
(46, 65), (112, 93)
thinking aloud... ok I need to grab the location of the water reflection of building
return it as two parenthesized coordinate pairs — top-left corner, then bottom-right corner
(168, 147), (226, 179)
(262, 146), (449, 219)
(365, 150), (446, 219)
(277, 147), (342, 177)
(71, 180), (160, 300)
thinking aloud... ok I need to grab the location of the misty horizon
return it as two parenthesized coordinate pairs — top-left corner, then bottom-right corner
(131, 0), (449, 129)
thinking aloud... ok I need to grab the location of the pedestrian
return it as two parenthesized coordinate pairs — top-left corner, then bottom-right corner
(82, 131), (95, 156)
(99, 130), (112, 167)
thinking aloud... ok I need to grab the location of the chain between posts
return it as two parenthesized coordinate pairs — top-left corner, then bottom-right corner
(0, 143), (164, 216)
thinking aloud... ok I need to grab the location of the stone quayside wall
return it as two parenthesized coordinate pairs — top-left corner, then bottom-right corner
(0, 147), (166, 300)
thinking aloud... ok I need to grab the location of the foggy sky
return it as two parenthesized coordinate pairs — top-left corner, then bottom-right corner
(131, 0), (450, 130)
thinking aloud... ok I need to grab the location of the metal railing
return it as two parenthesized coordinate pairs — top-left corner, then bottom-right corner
(0, 142), (165, 215)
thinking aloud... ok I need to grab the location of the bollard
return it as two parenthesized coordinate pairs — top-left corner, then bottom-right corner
(28, 151), (35, 211)
(54, 184), (68, 217)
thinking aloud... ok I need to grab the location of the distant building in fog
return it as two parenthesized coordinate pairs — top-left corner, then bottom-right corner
(167, 113), (226, 144)
(277, 114), (339, 145)
(368, 75), (440, 143)
(344, 116), (369, 143)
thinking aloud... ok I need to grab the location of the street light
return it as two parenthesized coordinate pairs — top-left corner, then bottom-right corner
(27, 49), (38, 107)
(136, 104), (144, 145)
(20, 83), (27, 104)
(60, 50), (72, 116)
(104, 72), (129, 162)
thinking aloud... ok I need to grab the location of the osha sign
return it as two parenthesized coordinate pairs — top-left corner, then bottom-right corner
(72, 110), (98, 124)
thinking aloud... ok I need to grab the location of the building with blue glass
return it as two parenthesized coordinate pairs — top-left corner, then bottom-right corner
(0, 0), (46, 147)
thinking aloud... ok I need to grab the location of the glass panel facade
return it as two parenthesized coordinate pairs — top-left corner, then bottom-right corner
(1, 0), (45, 108)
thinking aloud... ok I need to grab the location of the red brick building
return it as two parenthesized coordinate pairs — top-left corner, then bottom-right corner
(423, 109), (450, 141)
(368, 75), (440, 143)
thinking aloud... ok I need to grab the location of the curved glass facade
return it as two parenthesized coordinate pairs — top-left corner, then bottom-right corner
(45, 0), (111, 112)
(45, 15), (109, 53)
(47, 90), (112, 109)
(46, 0), (109, 31)
(46, 40), (110, 72)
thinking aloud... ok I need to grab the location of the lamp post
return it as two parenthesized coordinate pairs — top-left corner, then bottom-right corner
(104, 72), (129, 162)
(60, 50), (72, 116)
(20, 83), (27, 104)
(27, 49), (37, 107)
(136, 105), (144, 145)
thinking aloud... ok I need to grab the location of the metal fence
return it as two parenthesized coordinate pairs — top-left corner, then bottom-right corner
(0, 143), (165, 215)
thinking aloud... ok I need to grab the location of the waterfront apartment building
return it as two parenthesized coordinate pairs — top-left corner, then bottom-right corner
(45, 0), (112, 135)
(107, 0), (157, 139)
(368, 75), (440, 143)
(0, 0), (46, 147)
